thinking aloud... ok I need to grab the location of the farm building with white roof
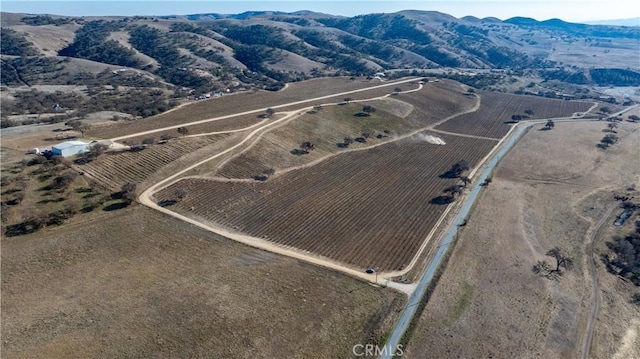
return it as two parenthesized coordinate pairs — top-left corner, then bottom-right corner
(52, 140), (90, 157)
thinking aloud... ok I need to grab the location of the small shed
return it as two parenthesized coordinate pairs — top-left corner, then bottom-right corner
(52, 140), (90, 157)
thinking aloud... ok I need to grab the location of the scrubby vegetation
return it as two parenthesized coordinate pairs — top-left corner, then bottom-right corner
(604, 217), (640, 286)
(0, 156), (137, 237)
(0, 28), (40, 56)
(1, 87), (178, 127)
(59, 20), (140, 67)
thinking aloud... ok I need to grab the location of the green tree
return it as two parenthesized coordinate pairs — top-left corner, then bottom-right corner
(362, 104), (376, 114)
(545, 119), (555, 130)
(600, 133), (619, 147)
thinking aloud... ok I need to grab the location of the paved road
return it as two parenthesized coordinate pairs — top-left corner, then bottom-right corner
(381, 104), (639, 358)
(379, 114), (614, 358)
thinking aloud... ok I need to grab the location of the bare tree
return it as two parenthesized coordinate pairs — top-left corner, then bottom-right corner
(142, 136), (156, 144)
(66, 120), (91, 138)
(607, 122), (618, 132)
(443, 184), (464, 199)
(533, 247), (574, 279)
(175, 188), (188, 201)
(120, 182), (137, 205)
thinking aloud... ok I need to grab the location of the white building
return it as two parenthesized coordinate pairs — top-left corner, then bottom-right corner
(52, 141), (90, 157)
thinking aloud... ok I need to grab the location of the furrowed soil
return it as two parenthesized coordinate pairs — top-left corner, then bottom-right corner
(404, 120), (639, 358)
(216, 82), (475, 179)
(156, 133), (497, 272)
(435, 91), (594, 139)
(1, 206), (405, 359)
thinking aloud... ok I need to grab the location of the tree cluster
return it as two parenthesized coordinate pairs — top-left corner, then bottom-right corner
(59, 20), (139, 67)
(599, 133), (619, 148)
(0, 28), (40, 56)
(441, 160), (470, 179)
(604, 220), (640, 285)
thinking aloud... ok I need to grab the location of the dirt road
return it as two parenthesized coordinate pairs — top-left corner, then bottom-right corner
(581, 204), (618, 359)
(110, 77), (421, 142)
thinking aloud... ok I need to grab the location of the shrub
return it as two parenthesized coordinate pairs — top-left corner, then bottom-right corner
(142, 136), (156, 145)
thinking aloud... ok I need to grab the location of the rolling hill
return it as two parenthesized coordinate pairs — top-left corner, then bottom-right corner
(1, 10), (638, 124)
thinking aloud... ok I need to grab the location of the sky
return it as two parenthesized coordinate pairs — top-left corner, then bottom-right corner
(1, 0), (638, 22)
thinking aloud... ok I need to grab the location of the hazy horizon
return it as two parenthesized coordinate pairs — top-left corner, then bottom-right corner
(1, 0), (638, 23)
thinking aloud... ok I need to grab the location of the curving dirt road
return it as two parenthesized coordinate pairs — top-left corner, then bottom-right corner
(110, 77), (421, 142)
(581, 204), (617, 359)
(132, 78), (488, 295)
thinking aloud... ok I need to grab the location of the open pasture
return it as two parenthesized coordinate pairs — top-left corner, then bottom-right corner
(435, 91), (594, 138)
(78, 134), (229, 190)
(86, 77), (405, 139)
(216, 82), (476, 179)
(2, 206), (403, 358)
(156, 133), (497, 272)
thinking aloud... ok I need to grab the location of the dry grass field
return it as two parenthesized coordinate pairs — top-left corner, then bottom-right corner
(86, 77), (402, 139)
(1, 206), (405, 359)
(435, 91), (594, 138)
(404, 120), (639, 358)
(156, 133), (497, 271)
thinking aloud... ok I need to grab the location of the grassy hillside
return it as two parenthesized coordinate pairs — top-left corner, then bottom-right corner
(1, 10), (638, 126)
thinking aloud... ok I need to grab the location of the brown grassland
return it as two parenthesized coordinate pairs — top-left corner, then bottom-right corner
(1, 206), (405, 358)
(86, 76), (403, 139)
(405, 120), (639, 358)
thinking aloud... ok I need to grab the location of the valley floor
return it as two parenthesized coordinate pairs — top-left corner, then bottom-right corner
(404, 120), (639, 358)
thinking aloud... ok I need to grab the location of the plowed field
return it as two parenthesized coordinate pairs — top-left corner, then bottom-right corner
(156, 133), (497, 271)
(79, 134), (228, 190)
(435, 91), (593, 138)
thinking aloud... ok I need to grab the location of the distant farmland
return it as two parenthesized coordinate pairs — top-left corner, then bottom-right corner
(435, 91), (594, 138)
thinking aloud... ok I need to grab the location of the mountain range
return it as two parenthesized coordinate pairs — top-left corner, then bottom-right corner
(1, 10), (639, 100)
